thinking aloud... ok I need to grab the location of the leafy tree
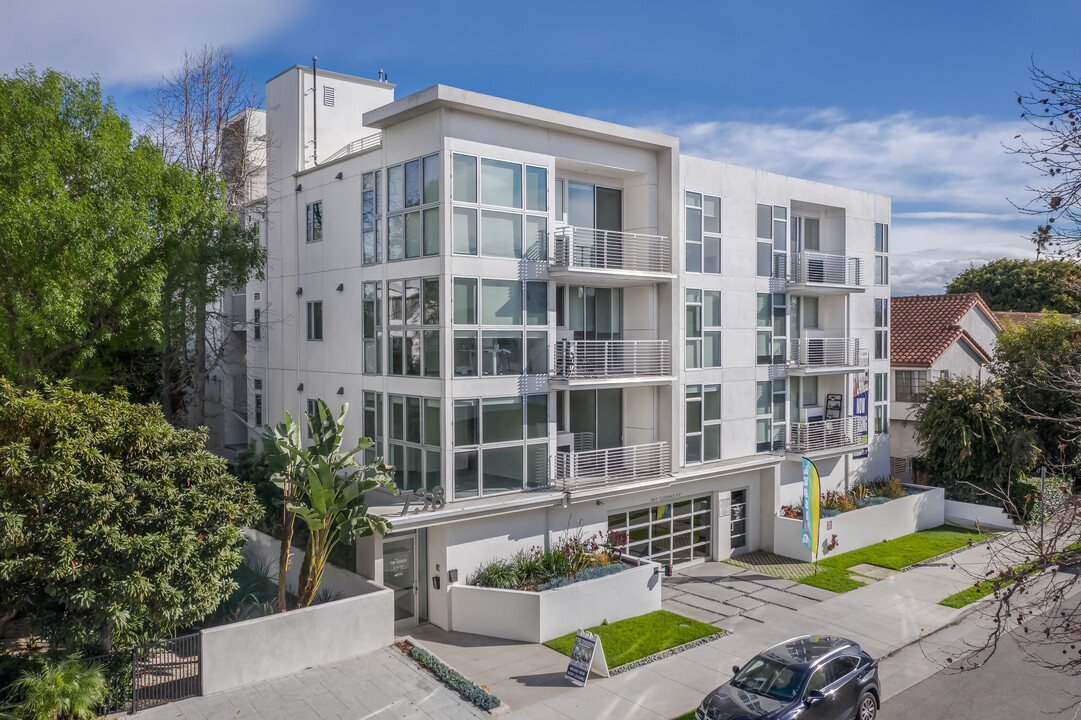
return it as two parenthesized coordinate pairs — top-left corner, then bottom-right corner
(9, 656), (105, 720)
(265, 400), (396, 608)
(0, 68), (166, 387)
(912, 375), (1038, 497)
(0, 380), (258, 650)
(147, 46), (266, 428)
(992, 312), (1081, 476)
(946, 258), (1081, 313)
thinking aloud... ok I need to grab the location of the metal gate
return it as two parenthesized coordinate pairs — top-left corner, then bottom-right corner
(132, 632), (201, 712)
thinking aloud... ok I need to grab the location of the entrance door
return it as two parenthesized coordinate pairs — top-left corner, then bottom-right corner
(383, 536), (417, 628)
(730, 489), (748, 553)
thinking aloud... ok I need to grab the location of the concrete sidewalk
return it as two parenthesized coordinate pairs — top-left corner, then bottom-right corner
(407, 540), (1001, 719)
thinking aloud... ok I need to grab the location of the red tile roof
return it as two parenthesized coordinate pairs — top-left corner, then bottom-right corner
(891, 293), (1000, 368)
(993, 311), (1046, 327)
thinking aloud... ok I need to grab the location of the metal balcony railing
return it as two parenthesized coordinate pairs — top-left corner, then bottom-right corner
(552, 227), (671, 274)
(789, 338), (868, 368)
(789, 252), (862, 286)
(322, 132), (383, 163)
(554, 441), (671, 491)
(788, 417), (867, 454)
(552, 339), (671, 380)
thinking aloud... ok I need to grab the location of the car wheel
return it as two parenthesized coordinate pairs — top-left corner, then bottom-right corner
(857, 691), (877, 720)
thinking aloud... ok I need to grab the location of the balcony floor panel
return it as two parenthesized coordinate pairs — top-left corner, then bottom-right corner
(549, 375), (675, 390)
(786, 444), (867, 461)
(786, 282), (866, 295)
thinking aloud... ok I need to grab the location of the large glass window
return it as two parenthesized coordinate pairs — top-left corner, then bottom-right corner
(363, 282), (382, 373)
(387, 154), (440, 260)
(875, 222), (889, 286)
(704, 290), (721, 367)
(454, 278), (477, 324)
(482, 279), (522, 325)
(686, 192), (721, 274)
(452, 154), (477, 203)
(686, 289), (702, 369)
(481, 210), (522, 258)
(874, 372), (888, 434)
(526, 166), (547, 212)
(362, 171), (382, 264)
(895, 370), (926, 402)
(455, 154), (548, 260)
(686, 384), (721, 464)
(454, 394), (549, 498)
(875, 298), (889, 360)
(388, 277), (439, 376)
(481, 158), (522, 208)
(388, 395), (441, 493)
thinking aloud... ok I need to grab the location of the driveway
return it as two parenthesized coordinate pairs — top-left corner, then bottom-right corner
(134, 646), (486, 720)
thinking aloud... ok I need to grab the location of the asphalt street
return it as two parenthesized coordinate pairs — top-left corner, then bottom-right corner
(883, 625), (1081, 719)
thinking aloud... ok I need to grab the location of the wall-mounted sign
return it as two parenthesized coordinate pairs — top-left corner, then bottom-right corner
(565, 630), (609, 686)
(718, 498), (731, 518)
(400, 486), (447, 516)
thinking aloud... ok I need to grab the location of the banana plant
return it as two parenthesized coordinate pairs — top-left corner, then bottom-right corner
(264, 412), (305, 613)
(274, 400), (397, 608)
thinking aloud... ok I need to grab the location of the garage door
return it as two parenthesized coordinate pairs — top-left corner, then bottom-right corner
(608, 496), (711, 567)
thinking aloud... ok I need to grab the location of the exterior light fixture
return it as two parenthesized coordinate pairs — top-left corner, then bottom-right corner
(297, 383), (304, 391)
(336, 283), (344, 292)
(336, 386), (344, 395)
(295, 183), (302, 192)
(296, 287), (303, 295)
(335, 171), (343, 180)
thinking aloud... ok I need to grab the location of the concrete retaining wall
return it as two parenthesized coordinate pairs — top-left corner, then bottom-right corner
(774, 485), (945, 562)
(448, 558), (662, 643)
(200, 528), (394, 695)
(944, 499), (1020, 531)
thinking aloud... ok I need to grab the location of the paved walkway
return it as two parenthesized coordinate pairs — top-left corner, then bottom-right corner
(134, 647), (485, 720)
(406, 540), (1003, 719)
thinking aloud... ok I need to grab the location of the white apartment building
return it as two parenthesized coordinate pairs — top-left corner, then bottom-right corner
(234, 65), (891, 630)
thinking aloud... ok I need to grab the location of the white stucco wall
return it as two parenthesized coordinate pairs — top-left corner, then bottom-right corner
(944, 499), (1019, 531)
(773, 485), (945, 562)
(448, 559), (661, 644)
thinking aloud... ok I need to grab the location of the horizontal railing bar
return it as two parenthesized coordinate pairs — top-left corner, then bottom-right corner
(552, 339), (671, 379)
(788, 251), (862, 286)
(552, 226), (672, 274)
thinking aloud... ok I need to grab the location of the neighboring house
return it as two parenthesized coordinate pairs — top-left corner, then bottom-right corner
(993, 310), (1046, 327)
(226, 64), (892, 632)
(889, 293), (1001, 479)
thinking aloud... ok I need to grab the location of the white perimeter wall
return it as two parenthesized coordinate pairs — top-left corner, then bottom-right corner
(202, 528), (393, 694)
(944, 499), (1019, 531)
(773, 485), (944, 561)
(447, 559), (661, 643)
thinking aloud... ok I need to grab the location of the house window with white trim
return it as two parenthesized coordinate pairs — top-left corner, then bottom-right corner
(686, 192), (721, 274)
(895, 370), (927, 402)
(362, 170), (382, 264)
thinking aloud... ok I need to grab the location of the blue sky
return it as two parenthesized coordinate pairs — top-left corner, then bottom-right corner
(5, 0), (1080, 295)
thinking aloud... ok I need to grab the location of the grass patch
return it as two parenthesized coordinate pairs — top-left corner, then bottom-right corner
(818, 525), (994, 571)
(543, 610), (718, 668)
(670, 712), (697, 720)
(796, 566), (865, 593)
(939, 579), (1011, 609)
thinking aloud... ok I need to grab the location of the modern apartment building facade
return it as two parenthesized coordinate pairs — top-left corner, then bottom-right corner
(232, 65), (892, 630)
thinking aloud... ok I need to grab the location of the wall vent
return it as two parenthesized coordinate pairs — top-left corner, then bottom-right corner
(253, 291), (262, 302)
(323, 86), (335, 107)
(253, 378), (263, 390)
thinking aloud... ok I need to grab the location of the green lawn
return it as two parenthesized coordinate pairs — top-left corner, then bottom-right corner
(796, 566), (865, 593)
(670, 712), (697, 720)
(544, 610), (719, 668)
(818, 525), (994, 571)
(939, 579), (1007, 608)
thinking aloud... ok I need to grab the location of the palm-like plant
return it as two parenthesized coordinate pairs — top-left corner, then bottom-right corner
(263, 413), (305, 613)
(10, 656), (105, 720)
(270, 400), (397, 608)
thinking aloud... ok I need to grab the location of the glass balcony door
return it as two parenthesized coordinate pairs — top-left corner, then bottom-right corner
(569, 388), (622, 451)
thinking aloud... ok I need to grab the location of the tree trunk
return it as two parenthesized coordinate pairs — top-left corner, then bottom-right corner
(191, 302), (207, 429)
(277, 506), (294, 613)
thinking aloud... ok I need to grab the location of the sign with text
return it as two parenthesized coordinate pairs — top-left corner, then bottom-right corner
(565, 630), (609, 686)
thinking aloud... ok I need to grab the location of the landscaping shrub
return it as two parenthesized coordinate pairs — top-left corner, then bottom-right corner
(470, 529), (629, 591)
(408, 646), (501, 711)
(1007, 476), (1070, 525)
(538, 563), (629, 590)
(822, 490), (856, 513)
(469, 558), (519, 589)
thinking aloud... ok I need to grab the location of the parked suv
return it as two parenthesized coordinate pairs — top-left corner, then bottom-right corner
(696, 635), (880, 720)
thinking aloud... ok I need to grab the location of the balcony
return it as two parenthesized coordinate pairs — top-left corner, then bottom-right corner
(554, 442), (671, 492)
(552, 227), (673, 280)
(323, 132), (382, 163)
(551, 339), (672, 386)
(788, 337), (868, 374)
(787, 417), (867, 457)
(787, 252), (864, 293)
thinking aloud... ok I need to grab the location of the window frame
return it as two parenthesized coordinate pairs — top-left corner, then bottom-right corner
(386, 153), (440, 261)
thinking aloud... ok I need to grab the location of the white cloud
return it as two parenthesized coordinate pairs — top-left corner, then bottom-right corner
(656, 110), (1037, 214)
(1, 0), (303, 86)
(891, 222), (1036, 296)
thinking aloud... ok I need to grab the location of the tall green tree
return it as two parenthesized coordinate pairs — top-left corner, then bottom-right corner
(992, 312), (1081, 475)
(0, 379), (258, 650)
(0, 68), (166, 386)
(912, 376), (1039, 498)
(946, 258), (1081, 313)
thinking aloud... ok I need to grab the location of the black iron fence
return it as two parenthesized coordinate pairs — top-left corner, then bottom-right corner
(131, 632), (201, 712)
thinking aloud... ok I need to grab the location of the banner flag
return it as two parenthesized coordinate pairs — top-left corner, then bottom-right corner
(801, 457), (821, 552)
